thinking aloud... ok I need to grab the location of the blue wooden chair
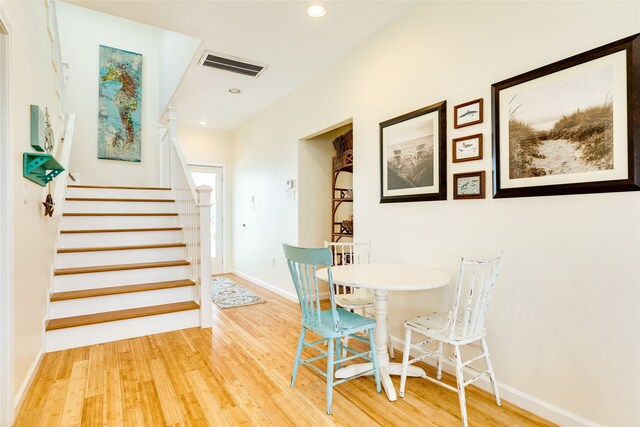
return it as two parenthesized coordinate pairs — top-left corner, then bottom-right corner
(283, 243), (381, 415)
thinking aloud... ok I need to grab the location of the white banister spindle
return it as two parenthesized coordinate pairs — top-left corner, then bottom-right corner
(158, 124), (170, 188)
(197, 185), (212, 327)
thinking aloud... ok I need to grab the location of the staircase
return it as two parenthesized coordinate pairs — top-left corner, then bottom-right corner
(45, 184), (201, 352)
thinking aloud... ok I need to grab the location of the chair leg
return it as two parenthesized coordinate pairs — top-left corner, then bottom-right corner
(291, 328), (307, 388)
(326, 337), (335, 415)
(481, 337), (501, 406)
(341, 335), (348, 359)
(454, 345), (468, 427)
(399, 327), (412, 398)
(368, 328), (381, 393)
(436, 341), (444, 380)
(336, 336), (342, 370)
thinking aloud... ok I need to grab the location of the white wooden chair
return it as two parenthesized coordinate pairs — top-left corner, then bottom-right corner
(399, 252), (505, 427)
(323, 241), (394, 359)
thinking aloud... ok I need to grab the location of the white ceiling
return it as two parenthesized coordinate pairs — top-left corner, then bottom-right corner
(64, 0), (418, 131)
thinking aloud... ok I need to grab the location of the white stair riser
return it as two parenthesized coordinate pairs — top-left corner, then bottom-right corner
(61, 215), (179, 230)
(45, 309), (200, 352)
(66, 188), (174, 199)
(56, 246), (187, 268)
(53, 265), (191, 292)
(65, 200), (176, 213)
(49, 286), (196, 318)
(59, 230), (182, 248)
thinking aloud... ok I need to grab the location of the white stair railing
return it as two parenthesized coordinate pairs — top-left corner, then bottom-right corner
(52, 113), (76, 217)
(162, 106), (212, 327)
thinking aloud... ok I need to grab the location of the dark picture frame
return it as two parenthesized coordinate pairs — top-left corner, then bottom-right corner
(380, 101), (447, 203)
(454, 98), (483, 128)
(492, 33), (640, 198)
(452, 133), (483, 163)
(453, 171), (485, 199)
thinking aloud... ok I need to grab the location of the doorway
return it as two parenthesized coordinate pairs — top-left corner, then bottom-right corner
(189, 165), (224, 274)
(0, 9), (12, 425)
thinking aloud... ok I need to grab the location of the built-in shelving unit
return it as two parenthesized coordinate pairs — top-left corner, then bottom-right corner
(331, 130), (353, 242)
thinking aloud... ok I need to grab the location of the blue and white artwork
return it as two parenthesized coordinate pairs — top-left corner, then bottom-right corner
(98, 45), (142, 162)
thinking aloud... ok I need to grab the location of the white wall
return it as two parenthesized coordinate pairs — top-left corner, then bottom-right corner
(158, 31), (200, 116)
(178, 125), (232, 271)
(0, 0), (63, 410)
(57, 3), (163, 186)
(231, 2), (640, 425)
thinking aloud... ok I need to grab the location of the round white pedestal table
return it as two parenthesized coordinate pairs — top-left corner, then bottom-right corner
(316, 263), (450, 401)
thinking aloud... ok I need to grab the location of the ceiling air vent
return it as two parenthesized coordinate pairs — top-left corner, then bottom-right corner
(198, 51), (268, 78)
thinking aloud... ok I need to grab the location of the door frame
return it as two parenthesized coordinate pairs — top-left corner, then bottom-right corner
(0, 7), (13, 425)
(189, 163), (226, 274)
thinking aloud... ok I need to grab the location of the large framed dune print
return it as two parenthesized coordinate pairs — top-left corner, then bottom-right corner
(492, 33), (640, 198)
(98, 45), (142, 162)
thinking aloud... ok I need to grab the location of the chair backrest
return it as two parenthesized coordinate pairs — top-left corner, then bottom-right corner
(447, 252), (504, 339)
(323, 241), (370, 266)
(324, 241), (370, 296)
(283, 244), (340, 331)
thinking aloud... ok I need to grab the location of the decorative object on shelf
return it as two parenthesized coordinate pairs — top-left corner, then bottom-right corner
(492, 33), (640, 198)
(98, 45), (142, 162)
(332, 129), (353, 168)
(23, 152), (64, 187)
(453, 171), (485, 199)
(341, 214), (353, 234)
(42, 192), (54, 217)
(380, 101), (447, 203)
(454, 98), (483, 129)
(452, 133), (483, 163)
(30, 105), (55, 152)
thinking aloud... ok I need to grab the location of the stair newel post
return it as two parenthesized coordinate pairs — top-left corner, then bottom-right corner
(196, 185), (213, 328)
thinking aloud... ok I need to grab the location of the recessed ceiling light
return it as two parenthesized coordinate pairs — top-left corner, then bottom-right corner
(198, 120), (208, 125)
(228, 88), (241, 94)
(306, 5), (326, 18)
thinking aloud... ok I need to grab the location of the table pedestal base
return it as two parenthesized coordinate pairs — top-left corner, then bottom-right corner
(335, 362), (426, 401)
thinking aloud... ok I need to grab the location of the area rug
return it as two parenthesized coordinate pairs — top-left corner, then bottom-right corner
(211, 277), (266, 309)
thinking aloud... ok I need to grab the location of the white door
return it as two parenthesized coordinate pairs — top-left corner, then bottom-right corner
(190, 165), (224, 274)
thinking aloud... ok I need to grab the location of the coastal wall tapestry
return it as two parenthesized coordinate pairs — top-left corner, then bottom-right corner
(492, 33), (639, 198)
(98, 45), (142, 162)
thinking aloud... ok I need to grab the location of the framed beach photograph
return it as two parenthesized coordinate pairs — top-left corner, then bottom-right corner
(453, 171), (485, 199)
(380, 101), (447, 203)
(453, 133), (483, 163)
(454, 98), (483, 128)
(492, 33), (640, 198)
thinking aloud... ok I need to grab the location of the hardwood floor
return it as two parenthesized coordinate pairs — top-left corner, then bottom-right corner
(15, 274), (556, 426)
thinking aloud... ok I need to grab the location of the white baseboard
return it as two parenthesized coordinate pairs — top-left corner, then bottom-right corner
(231, 270), (325, 302)
(388, 337), (600, 427)
(14, 348), (43, 412)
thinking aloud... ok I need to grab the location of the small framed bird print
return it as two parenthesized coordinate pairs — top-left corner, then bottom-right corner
(454, 98), (483, 128)
(453, 171), (485, 200)
(453, 133), (483, 163)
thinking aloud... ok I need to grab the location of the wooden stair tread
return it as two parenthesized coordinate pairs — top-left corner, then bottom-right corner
(54, 260), (190, 276)
(50, 279), (196, 301)
(46, 301), (200, 331)
(67, 184), (171, 190)
(60, 227), (181, 234)
(63, 212), (178, 217)
(58, 243), (187, 253)
(66, 197), (175, 202)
